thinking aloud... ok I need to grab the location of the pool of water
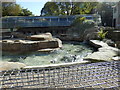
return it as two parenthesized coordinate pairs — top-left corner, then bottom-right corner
(1, 41), (94, 66)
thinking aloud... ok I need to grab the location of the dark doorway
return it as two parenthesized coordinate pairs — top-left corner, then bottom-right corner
(113, 19), (116, 27)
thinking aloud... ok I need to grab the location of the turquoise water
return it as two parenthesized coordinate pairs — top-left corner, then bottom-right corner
(1, 42), (94, 66)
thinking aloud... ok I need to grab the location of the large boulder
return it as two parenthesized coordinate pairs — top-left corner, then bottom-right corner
(11, 32), (27, 39)
(0, 61), (26, 71)
(103, 39), (115, 47)
(84, 40), (120, 62)
(83, 26), (99, 41)
(115, 41), (120, 49)
(98, 46), (120, 55)
(84, 49), (118, 62)
(89, 40), (108, 48)
(59, 34), (82, 42)
(1, 38), (62, 53)
(84, 32), (99, 41)
(27, 33), (53, 41)
(112, 56), (120, 60)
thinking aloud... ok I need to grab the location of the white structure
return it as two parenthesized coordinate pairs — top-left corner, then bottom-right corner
(113, 1), (120, 28)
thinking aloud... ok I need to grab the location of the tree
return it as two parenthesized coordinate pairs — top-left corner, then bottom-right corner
(41, 2), (59, 16)
(41, 2), (98, 16)
(2, 2), (21, 16)
(19, 8), (33, 16)
(2, 2), (33, 16)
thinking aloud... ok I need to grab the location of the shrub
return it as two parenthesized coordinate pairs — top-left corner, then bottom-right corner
(98, 28), (108, 40)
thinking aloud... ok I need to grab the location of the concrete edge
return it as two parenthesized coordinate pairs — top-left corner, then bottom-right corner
(23, 61), (89, 69)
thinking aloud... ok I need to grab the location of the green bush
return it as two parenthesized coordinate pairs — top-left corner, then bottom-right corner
(98, 28), (108, 40)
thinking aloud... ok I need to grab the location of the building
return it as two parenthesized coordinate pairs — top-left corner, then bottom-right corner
(113, 1), (120, 28)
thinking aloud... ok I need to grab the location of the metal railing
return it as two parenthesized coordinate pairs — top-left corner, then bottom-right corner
(0, 61), (119, 89)
(2, 16), (75, 28)
(1, 14), (101, 29)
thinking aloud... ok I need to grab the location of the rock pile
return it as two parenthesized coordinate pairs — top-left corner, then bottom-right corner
(1, 33), (62, 53)
(83, 26), (99, 41)
(0, 61), (26, 71)
(84, 40), (120, 62)
(26, 33), (53, 41)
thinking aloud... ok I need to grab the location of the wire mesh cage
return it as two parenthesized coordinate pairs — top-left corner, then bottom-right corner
(0, 61), (120, 89)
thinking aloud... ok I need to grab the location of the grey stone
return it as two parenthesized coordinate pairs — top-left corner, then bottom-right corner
(84, 49), (117, 61)
(26, 33), (53, 41)
(83, 26), (99, 41)
(0, 61), (26, 71)
(84, 40), (120, 62)
(103, 39), (115, 47)
(1, 33), (62, 53)
(11, 32), (26, 39)
(115, 41), (120, 49)
(112, 56), (120, 60)
(89, 40), (108, 48)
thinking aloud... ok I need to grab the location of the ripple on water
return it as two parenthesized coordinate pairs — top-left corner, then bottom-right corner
(1, 42), (94, 66)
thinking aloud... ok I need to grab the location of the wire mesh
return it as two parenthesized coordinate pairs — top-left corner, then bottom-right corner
(0, 61), (120, 89)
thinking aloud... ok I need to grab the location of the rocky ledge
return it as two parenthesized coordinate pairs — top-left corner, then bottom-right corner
(0, 61), (26, 71)
(0, 33), (62, 53)
(0, 61), (26, 75)
(84, 40), (120, 62)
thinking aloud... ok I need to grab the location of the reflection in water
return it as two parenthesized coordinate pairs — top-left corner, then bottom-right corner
(1, 42), (94, 66)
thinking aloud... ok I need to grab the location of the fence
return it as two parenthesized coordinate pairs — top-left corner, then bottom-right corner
(0, 61), (120, 89)
(2, 16), (74, 28)
(1, 14), (101, 29)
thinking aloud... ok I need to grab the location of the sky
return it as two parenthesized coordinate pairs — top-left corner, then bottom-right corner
(16, 0), (119, 16)
(16, 1), (47, 16)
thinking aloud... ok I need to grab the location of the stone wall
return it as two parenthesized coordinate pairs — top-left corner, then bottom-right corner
(1, 33), (62, 53)
(1, 39), (62, 52)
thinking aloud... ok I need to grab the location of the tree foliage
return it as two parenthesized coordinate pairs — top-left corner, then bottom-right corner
(19, 8), (33, 16)
(2, 2), (21, 16)
(2, 2), (33, 16)
(41, 2), (98, 16)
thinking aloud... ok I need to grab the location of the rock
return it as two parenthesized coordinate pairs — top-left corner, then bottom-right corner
(84, 49), (117, 62)
(1, 39), (62, 52)
(84, 40), (120, 62)
(38, 48), (59, 53)
(106, 30), (120, 41)
(103, 39), (115, 47)
(1, 33), (62, 53)
(89, 40), (108, 48)
(60, 55), (77, 62)
(50, 59), (57, 63)
(83, 26), (99, 41)
(84, 32), (99, 41)
(112, 56), (120, 61)
(98, 46), (120, 55)
(58, 34), (82, 42)
(27, 33), (53, 41)
(11, 32), (26, 39)
(55, 38), (62, 48)
(0, 61), (26, 71)
(60, 56), (73, 62)
(115, 41), (120, 49)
